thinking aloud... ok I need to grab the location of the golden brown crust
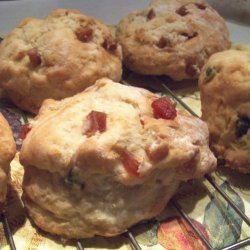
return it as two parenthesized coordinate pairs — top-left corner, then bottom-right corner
(116, 0), (230, 80)
(22, 166), (180, 238)
(0, 9), (122, 114)
(0, 113), (16, 205)
(20, 78), (216, 238)
(199, 49), (250, 173)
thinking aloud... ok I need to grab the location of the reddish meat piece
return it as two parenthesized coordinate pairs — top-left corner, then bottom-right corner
(157, 37), (171, 48)
(152, 97), (177, 120)
(27, 48), (41, 66)
(85, 111), (106, 137)
(176, 6), (189, 16)
(20, 123), (32, 139)
(147, 8), (156, 20)
(102, 38), (117, 51)
(195, 3), (206, 10)
(76, 27), (93, 42)
(121, 151), (140, 177)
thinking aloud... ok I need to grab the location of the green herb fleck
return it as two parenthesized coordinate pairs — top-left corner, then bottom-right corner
(204, 66), (217, 83)
(64, 169), (85, 190)
(235, 117), (250, 138)
(217, 158), (226, 166)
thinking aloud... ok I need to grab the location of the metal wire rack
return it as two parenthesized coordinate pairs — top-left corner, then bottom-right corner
(1, 77), (249, 250)
(0, 212), (16, 250)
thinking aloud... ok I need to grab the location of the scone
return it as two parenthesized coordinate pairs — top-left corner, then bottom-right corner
(20, 78), (216, 239)
(0, 9), (122, 114)
(199, 50), (250, 173)
(116, 0), (230, 80)
(0, 113), (16, 209)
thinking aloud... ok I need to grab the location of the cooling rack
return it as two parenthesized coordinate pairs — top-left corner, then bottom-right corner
(1, 77), (249, 250)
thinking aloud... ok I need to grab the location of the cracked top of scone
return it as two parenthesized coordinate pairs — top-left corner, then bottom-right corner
(20, 78), (216, 184)
(199, 49), (250, 173)
(0, 9), (122, 114)
(116, 0), (230, 80)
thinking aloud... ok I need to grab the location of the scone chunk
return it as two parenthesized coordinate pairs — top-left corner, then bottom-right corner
(116, 0), (230, 80)
(0, 113), (16, 209)
(199, 50), (250, 173)
(20, 78), (216, 238)
(0, 9), (122, 114)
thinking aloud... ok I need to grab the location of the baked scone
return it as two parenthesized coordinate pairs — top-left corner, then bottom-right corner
(116, 0), (230, 80)
(20, 78), (216, 239)
(0, 9), (122, 114)
(0, 113), (16, 209)
(199, 50), (250, 173)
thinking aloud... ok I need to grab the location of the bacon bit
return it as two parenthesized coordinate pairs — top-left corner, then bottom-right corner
(76, 27), (93, 43)
(27, 48), (41, 66)
(157, 37), (171, 49)
(176, 6), (189, 16)
(146, 143), (169, 162)
(121, 151), (140, 177)
(195, 3), (206, 10)
(179, 156), (197, 176)
(19, 123), (32, 140)
(84, 111), (106, 137)
(140, 118), (145, 127)
(152, 97), (177, 120)
(147, 8), (156, 20)
(102, 38), (117, 51)
(185, 63), (197, 77)
(108, 42), (117, 51)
